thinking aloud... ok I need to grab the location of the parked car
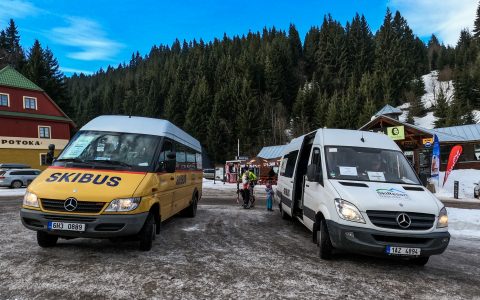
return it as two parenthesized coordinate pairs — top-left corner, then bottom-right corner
(203, 168), (215, 179)
(0, 163), (31, 170)
(0, 169), (42, 188)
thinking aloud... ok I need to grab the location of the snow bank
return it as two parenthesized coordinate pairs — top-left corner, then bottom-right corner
(0, 187), (26, 197)
(448, 207), (480, 239)
(203, 179), (239, 191)
(434, 169), (480, 199)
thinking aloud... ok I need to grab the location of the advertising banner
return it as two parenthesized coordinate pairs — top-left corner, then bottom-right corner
(387, 126), (405, 140)
(442, 145), (463, 187)
(0, 136), (69, 150)
(430, 135), (440, 186)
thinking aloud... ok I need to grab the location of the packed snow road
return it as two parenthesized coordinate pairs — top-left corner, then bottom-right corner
(1, 195), (480, 299)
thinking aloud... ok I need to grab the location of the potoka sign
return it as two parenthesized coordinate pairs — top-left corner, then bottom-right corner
(0, 136), (69, 150)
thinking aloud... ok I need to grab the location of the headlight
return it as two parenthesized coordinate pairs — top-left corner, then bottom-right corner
(105, 197), (141, 212)
(23, 191), (39, 208)
(334, 198), (365, 223)
(437, 207), (448, 228)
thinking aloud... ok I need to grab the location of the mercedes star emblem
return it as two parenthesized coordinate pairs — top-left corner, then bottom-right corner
(64, 197), (78, 212)
(396, 213), (411, 228)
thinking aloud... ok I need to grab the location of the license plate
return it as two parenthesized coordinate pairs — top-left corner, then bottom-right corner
(386, 246), (421, 256)
(47, 221), (85, 232)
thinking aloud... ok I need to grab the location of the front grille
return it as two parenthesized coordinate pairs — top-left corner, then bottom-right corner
(367, 210), (435, 230)
(43, 214), (97, 222)
(41, 199), (105, 213)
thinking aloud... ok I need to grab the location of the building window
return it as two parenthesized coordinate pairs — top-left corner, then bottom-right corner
(0, 93), (9, 106)
(39, 126), (51, 139)
(24, 96), (37, 110)
(40, 153), (47, 166)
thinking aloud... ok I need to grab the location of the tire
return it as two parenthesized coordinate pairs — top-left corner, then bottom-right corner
(183, 194), (198, 218)
(139, 213), (156, 251)
(411, 256), (429, 266)
(317, 220), (333, 260)
(11, 180), (22, 189)
(280, 204), (290, 220)
(37, 231), (58, 248)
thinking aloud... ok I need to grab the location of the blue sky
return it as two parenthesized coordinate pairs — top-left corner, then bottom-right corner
(1, 0), (477, 76)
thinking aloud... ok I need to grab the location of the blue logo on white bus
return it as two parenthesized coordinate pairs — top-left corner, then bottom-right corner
(376, 188), (409, 199)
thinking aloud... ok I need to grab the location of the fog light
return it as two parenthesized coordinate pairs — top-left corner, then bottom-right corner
(345, 232), (354, 238)
(442, 237), (449, 243)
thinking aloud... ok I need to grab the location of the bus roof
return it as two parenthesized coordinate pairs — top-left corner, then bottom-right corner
(80, 115), (202, 152)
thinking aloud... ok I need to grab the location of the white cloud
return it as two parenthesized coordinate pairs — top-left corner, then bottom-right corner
(389, 0), (478, 46)
(50, 17), (123, 61)
(59, 67), (93, 75)
(0, 0), (39, 25)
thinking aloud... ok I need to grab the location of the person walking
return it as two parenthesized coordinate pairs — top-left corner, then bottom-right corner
(240, 167), (257, 209)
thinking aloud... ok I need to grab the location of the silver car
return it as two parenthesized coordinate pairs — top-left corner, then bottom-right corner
(0, 169), (42, 188)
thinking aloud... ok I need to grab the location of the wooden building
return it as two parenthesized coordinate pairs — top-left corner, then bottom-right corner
(0, 66), (75, 169)
(360, 105), (480, 183)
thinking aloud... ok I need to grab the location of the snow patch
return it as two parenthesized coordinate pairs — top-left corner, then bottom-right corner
(0, 187), (26, 197)
(413, 111), (436, 129)
(433, 169), (480, 199)
(448, 208), (480, 239)
(421, 71), (454, 109)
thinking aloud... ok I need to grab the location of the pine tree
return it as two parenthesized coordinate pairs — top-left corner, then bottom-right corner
(473, 1), (480, 40)
(434, 88), (448, 127)
(4, 19), (24, 69)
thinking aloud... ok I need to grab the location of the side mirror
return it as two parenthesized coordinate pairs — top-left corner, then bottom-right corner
(165, 152), (176, 173)
(46, 144), (55, 165)
(307, 164), (322, 183)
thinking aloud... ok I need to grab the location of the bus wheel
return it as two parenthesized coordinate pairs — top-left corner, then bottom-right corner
(317, 220), (333, 260)
(139, 213), (155, 251)
(37, 231), (58, 248)
(184, 194), (198, 218)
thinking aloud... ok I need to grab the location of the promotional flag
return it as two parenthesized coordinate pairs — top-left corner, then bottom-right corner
(430, 135), (440, 187)
(442, 145), (463, 187)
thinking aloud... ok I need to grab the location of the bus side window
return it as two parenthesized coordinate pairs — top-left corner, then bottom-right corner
(158, 140), (173, 172)
(176, 143), (187, 170)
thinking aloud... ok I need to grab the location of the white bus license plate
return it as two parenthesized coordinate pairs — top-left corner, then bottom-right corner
(386, 246), (421, 256)
(48, 221), (85, 232)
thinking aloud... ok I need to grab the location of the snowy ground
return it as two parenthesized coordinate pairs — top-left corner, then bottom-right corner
(0, 187), (26, 197)
(1, 196), (480, 299)
(434, 169), (480, 199)
(448, 208), (480, 239)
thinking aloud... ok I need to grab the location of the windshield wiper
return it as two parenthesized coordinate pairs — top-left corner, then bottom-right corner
(56, 158), (86, 164)
(85, 159), (132, 168)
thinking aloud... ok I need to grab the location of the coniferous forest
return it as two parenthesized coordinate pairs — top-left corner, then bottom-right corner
(1, 7), (480, 163)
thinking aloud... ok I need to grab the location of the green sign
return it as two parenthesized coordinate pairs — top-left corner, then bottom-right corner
(387, 126), (405, 140)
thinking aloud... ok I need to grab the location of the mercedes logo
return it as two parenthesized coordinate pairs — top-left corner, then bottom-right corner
(396, 213), (411, 228)
(64, 197), (78, 211)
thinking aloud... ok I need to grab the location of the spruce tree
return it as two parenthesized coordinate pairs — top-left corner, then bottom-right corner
(473, 1), (480, 40)
(434, 88), (448, 127)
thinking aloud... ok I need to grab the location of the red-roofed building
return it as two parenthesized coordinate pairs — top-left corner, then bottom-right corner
(0, 66), (75, 170)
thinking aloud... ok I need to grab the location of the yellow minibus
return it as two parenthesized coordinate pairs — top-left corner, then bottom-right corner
(20, 115), (202, 251)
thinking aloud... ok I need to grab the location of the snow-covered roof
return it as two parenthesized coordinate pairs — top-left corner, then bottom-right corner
(375, 104), (403, 116)
(434, 124), (480, 142)
(257, 145), (286, 159)
(80, 115), (201, 151)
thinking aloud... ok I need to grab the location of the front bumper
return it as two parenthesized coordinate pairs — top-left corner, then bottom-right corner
(20, 208), (148, 238)
(326, 220), (450, 257)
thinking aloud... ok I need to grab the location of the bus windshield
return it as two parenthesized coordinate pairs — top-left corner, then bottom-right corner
(325, 146), (420, 185)
(56, 131), (160, 171)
